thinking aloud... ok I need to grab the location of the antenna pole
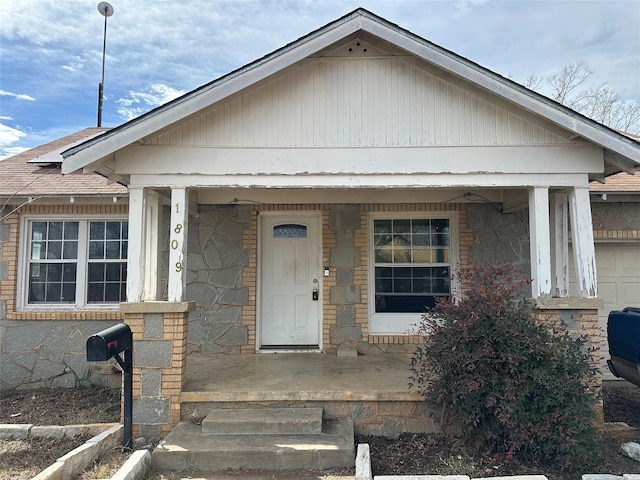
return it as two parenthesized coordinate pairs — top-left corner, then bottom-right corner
(97, 2), (114, 128)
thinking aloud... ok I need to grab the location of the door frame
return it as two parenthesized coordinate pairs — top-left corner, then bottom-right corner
(256, 210), (323, 352)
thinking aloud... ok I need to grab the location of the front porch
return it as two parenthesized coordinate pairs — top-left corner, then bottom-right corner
(180, 352), (432, 437)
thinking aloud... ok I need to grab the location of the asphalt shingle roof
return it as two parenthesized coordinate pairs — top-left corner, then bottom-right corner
(0, 128), (127, 199)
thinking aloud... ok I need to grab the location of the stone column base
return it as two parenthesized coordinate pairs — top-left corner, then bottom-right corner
(533, 297), (604, 430)
(120, 301), (195, 441)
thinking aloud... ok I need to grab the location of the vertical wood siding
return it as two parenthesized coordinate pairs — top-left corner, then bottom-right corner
(150, 58), (570, 148)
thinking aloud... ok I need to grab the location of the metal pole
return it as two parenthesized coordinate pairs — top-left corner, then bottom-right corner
(123, 348), (133, 450)
(97, 12), (107, 127)
(97, 2), (113, 127)
(112, 348), (133, 450)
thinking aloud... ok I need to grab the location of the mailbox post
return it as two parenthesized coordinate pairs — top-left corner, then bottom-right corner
(86, 323), (133, 450)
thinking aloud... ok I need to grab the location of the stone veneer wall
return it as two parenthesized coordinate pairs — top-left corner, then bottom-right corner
(185, 205), (252, 354)
(591, 201), (640, 240)
(0, 204), (127, 389)
(466, 203), (531, 279)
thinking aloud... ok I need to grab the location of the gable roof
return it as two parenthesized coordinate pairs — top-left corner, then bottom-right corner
(62, 8), (640, 179)
(0, 128), (127, 201)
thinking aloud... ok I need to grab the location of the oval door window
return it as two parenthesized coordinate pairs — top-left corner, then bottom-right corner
(273, 224), (308, 238)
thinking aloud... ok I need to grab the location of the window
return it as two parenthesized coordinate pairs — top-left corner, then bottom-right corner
(22, 218), (128, 308)
(369, 214), (457, 334)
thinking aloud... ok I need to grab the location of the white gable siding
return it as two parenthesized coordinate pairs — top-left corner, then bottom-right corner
(147, 58), (572, 149)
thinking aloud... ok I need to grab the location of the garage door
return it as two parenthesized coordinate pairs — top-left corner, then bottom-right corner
(570, 243), (640, 378)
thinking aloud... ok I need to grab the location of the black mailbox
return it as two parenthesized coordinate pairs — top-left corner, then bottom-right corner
(86, 323), (133, 450)
(87, 323), (132, 361)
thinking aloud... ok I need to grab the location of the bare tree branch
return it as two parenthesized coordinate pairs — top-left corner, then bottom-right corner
(527, 61), (640, 134)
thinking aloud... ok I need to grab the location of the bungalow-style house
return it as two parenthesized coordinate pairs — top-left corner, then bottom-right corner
(2, 9), (640, 448)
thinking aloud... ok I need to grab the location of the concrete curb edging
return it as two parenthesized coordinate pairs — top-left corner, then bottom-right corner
(353, 443), (640, 480)
(111, 449), (151, 480)
(30, 424), (123, 480)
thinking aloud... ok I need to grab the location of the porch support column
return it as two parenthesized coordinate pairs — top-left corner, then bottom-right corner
(143, 191), (162, 300)
(126, 187), (146, 303)
(550, 193), (569, 297)
(168, 187), (189, 302)
(569, 187), (597, 297)
(528, 187), (552, 297)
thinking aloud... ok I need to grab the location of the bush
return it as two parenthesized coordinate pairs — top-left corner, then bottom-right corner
(409, 263), (601, 469)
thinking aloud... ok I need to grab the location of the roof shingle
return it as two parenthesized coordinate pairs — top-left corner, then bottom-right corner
(0, 128), (127, 199)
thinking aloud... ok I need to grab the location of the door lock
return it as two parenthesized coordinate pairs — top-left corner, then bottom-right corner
(312, 288), (319, 301)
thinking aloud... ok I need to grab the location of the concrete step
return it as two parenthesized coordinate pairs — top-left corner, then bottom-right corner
(151, 417), (354, 472)
(202, 407), (323, 435)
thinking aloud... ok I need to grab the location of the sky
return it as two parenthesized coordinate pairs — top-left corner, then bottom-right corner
(1, 0), (639, 159)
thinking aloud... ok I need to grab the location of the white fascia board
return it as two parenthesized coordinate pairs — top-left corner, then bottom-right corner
(128, 172), (590, 189)
(115, 145), (604, 176)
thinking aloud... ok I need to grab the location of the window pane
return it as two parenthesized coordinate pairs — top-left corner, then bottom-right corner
(29, 282), (45, 303)
(46, 263), (62, 282)
(106, 222), (121, 239)
(104, 283), (121, 301)
(31, 242), (45, 260)
(273, 224), (307, 238)
(87, 262), (126, 303)
(87, 282), (103, 302)
(89, 263), (105, 282)
(32, 222), (48, 239)
(63, 240), (78, 259)
(48, 222), (63, 240)
(105, 263), (122, 281)
(90, 222), (105, 240)
(64, 222), (78, 240)
(45, 283), (62, 302)
(105, 241), (120, 259)
(62, 282), (76, 302)
(394, 219), (410, 233)
(89, 240), (104, 259)
(393, 246), (411, 263)
(47, 241), (62, 259)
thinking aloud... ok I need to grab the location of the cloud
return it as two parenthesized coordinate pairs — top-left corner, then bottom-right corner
(61, 55), (86, 73)
(116, 83), (186, 121)
(0, 89), (36, 101)
(0, 123), (28, 160)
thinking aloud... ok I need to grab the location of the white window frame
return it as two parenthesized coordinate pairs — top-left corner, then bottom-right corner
(18, 215), (128, 311)
(368, 211), (460, 335)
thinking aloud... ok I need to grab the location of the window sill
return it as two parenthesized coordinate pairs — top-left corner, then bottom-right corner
(7, 310), (125, 321)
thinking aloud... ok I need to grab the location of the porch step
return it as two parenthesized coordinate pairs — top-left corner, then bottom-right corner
(151, 408), (354, 472)
(202, 407), (323, 434)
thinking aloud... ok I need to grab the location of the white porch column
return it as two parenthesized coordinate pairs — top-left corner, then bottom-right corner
(550, 193), (569, 297)
(168, 187), (189, 302)
(143, 191), (162, 300)
(127, 186), (146, 303)
(529, 187), (552, 297)
(569, 187), (598, 297)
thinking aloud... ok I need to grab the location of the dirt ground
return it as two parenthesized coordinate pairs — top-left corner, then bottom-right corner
(1, 382), (640, 479)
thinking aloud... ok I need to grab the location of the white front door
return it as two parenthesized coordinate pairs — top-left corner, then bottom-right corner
(259, 213), (321, 348)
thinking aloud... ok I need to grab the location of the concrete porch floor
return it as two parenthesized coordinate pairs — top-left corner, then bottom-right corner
(181, 352), (423, 403)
